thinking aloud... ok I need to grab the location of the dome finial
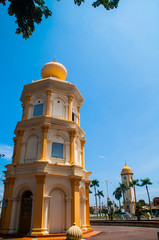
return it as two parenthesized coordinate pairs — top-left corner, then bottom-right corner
(54, 49), (57, 62)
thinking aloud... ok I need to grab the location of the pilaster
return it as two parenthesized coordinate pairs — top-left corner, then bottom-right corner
(81, 138), (86, 169)
(68, 96), (73, 121)
(12, 137), (17, 163)
(77, 106), (81, 126)
(70, 130), (76, 164)
(24, 95), (31, 120)
(45, 90), (52, 117)
(16, 130), (24, 164)
(31, 174), (46, 235)
(85, 182), (91, 229)
(0, 177), (15, 234)
(71, 178), (80, 227)
(40, 125), (49, 161)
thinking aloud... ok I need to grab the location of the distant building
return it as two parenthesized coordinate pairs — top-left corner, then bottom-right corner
(121, 164), (135, 214)
(0, 59), (91, 235)
(153, 197), (159, 206)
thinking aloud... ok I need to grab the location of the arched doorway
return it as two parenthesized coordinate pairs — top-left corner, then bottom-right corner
(19, 190), (33, 233)
(49, 190), (65, 233)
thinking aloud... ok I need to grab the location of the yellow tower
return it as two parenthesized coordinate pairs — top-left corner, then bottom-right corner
(0, 59), (91, 235)
(121, 163), (136, 214)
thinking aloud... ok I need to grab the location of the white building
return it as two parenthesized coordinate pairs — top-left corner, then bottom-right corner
(121, 164), (136, 214)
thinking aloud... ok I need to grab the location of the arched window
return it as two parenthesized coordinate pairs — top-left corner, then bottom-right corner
(25, 135), (38, 160)
(33, 100), (44, 117)
(53, 98), (65, 119)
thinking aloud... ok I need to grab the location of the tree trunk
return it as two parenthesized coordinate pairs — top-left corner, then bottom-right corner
(94, 186), (98, 217)
(99, 196), (101, 218)
(119, 199), (121, 210)
(146, 185), (152, 215)
(134, 185), (137, 204)
(123, 191), (125, 211)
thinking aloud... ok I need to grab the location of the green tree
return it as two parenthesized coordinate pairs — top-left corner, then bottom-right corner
(138, 199), (146, 206)
(107, 199), (113, 207)
(135, 202), (143, 221)
(113, 187), (122, 210)
(129, 179), (139, 205)
(90, 179), (99, 211)
(96, 190), (104, 216)
(0, 0), (52, 39)
(0, 0), (120, 39)
(140, 178), (152, 215)
(89, 206), (94, 215)
(119, 183), (129, 210)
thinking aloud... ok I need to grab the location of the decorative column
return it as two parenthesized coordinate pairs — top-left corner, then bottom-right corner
(0, 177), (15, 234)
(85, 182), (91, 229)
(68, 96), (73, 121)
(81, 138), (86, 169)
(77, 106), (81, 126)
(71, 178), (80, 227)
(12, 137), (17, 164)
(70, 130), (76, 164)
(31, 175), (46, 235)
(24, 95), (31, 120)
(16, 130), (24, 164)
(40, 125), (49, 161)
(45, 90), (52, 117)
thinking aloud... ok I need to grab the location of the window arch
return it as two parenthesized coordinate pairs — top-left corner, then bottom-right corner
(25, 135), (38, 161)
(33, 99), (44, 117)
(53, 98), (65, 119)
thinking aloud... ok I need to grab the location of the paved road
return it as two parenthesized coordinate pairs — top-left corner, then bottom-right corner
(90, 226), (159, 240)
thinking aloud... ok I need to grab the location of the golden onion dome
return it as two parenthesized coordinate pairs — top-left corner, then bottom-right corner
(122, 163), (132, 172)
(66, 223), (83, 240)
(41, 59), (67, 80)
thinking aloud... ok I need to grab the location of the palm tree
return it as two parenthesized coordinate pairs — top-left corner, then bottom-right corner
(119, 183), (130, 211)
(140, 178), (152, 215)
(113, 187), (122, 210)
(90, 179), (99, 211)
(96, 190), (104, 217)
(129, 179), (139, 205)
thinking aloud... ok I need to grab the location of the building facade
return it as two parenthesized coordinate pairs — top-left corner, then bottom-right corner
(0, 59), (91, 235)
(121, 164), (135, 214)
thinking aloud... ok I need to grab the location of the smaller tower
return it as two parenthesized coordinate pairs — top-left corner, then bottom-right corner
(121, 163), (135, 214)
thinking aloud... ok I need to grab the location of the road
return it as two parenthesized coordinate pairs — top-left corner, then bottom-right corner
(89, 226), (159, 240)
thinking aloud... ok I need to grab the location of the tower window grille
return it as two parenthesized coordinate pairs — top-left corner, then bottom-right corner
(33, 103), (43, 117)
(51, 142), (63, 158)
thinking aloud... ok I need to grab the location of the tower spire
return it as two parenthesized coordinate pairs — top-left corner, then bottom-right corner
(54, 49), (57, 62)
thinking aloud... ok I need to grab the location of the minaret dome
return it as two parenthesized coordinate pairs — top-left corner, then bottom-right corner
(121, 163), (132, 173)
(41, 59), (67, 80)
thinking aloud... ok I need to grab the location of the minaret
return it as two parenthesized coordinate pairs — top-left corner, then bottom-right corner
(0, 59), (91, 235)
(121, 163), (135, 214)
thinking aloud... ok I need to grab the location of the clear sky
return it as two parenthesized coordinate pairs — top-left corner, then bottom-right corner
(0, 0), (159, 206)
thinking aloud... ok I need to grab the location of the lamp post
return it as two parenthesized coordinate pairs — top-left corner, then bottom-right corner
(104, 180), (111, 213)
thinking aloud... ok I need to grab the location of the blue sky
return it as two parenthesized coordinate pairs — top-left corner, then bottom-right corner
(0, 0), (159, 206)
